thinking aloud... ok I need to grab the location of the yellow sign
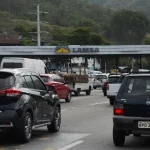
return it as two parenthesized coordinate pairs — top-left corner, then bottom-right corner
(55, 45), (70, 53)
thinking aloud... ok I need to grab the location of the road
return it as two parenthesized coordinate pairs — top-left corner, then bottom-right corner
(1, 89), (150, 150)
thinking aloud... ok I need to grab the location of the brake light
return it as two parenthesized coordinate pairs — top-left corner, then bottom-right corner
(5, 88), (21, 97)
(114, 104), (124, 115)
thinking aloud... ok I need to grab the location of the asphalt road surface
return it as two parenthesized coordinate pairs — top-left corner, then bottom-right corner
(1, 89), (150, 150)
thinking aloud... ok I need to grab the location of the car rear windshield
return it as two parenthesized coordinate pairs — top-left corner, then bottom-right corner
(3, 62), (23, 68)
(0, 72), (15, 89)
(107, 76), (120, 83)
(120, 76), (150, 96)
(95, 75), (107, 79)
(40, 76), (49, 83)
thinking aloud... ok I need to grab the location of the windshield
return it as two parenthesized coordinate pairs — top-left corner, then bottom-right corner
(40, 76), (50, 83)
(0, 72), (15, 89)
(107, 76), (120, 83)
(121, 76), (150, 96)
(95, 75), (107, 79)
(3, 62), (23, 68)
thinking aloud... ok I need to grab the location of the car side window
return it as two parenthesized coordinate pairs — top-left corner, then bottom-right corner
(31, 76), (46, 91)
(57, 76), (63, 83)
(21, 76), (28, 88)
(24, 76), (35, 89)
(53, 75), (58, 82)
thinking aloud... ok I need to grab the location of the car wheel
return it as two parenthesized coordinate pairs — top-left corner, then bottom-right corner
(19, 112), (32, 143)
(65, 92), (71, 102)
(93, 87), (96, 89)
(113, 126), (125, 147)
(133, 134), (141, 137)
(110, 98), (114, 105)
(86, 89), (91, 95)
(47, 106), (61, 133)
(74, 90), (80, 96)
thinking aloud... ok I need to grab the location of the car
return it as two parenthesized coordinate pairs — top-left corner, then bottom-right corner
(93, 74), (108, 89)
(0, 68), (61, 143)
(107, 74), (128, 105)
(102, 74), (121, 96)
(1, 57), (48, 74)
(40, 74), (71, 102)
(113, 72), (150, 146)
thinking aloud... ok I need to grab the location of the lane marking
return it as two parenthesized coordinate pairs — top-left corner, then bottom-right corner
(58, 141), (83, 150)
(89, 101), (108, 106)
(61, 109), (67, 112)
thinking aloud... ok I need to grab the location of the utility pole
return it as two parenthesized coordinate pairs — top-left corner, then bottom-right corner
(29, 4), (48, 46)
(37, 4), (40, 46)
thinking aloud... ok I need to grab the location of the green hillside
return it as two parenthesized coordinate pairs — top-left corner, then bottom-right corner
(89, 0), (150, 17)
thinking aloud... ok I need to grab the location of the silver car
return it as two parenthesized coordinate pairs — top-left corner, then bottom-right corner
(93, 74), (108, 89)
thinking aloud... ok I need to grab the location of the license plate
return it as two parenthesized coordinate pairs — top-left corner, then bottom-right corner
(138, 121), (150, 128)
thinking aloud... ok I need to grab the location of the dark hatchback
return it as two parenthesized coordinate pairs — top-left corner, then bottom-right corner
(113, 74), (150, 146)
(0, 69), (61, 143)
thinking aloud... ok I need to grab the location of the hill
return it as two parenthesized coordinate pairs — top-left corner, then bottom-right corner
(89, 0), (150, 17)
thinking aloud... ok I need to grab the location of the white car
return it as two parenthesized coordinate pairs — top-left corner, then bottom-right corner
(93, 73), (109, 89)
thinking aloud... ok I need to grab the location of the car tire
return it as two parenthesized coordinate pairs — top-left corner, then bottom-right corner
(65, 92), (71, 102)
(133, 134), (141, 137)
(110, 98), (114, 105)
(93, 87), (96, 89)
(47, 106), (61, 133)
(113, 126), (125, 147)
(19, 112), (32, 143)
(86, 88), (91, 95)
(74, 90), (80, 96)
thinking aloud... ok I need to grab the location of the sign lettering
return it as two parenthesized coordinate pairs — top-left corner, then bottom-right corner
(73, 48), (99, 53)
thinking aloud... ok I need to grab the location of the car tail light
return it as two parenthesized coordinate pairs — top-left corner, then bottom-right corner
(5, 88), (21, 97)
(114, 103), (124, 115)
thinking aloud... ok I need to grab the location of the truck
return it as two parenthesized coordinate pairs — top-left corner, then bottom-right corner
(61, 67), (93, 96)
(107, 74), (128, 105)
(1, 57), (48, 74)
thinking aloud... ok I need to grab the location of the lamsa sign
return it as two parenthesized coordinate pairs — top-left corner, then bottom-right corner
(73, 48), (99, 53)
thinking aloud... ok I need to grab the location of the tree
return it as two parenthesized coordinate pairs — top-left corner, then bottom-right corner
(144, 33), (150, 45)
(51, 26), (111, 45)
(108, 9), (150, 44)
(15, 24), (36, 46)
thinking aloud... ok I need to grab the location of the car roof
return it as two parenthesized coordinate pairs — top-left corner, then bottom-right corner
(108, 75), (121, 77)
(129, 74), (150, 77)
(0, 68), (37, 75)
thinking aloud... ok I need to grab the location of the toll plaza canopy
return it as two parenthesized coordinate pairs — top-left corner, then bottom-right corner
(0, 45), (150, 56)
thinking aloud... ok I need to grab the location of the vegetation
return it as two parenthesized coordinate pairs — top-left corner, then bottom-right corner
(0, 0), (150, 45)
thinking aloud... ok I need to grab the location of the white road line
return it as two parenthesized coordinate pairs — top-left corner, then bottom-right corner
(58, 141), (84, 150)
(89, 101), (108, 106)
(61, 109), (67, 112)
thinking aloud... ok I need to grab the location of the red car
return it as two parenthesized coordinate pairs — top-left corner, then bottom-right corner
(40, 74), (71, 102)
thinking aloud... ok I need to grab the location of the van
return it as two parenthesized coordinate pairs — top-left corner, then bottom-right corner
(1, 57), (48, 74)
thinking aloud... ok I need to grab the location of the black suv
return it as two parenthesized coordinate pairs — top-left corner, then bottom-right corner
(0, 69), (61, 142)
(113, 73), (150, 146)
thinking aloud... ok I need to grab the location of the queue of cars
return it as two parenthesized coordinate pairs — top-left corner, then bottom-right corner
(0, 57), (94, 143)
